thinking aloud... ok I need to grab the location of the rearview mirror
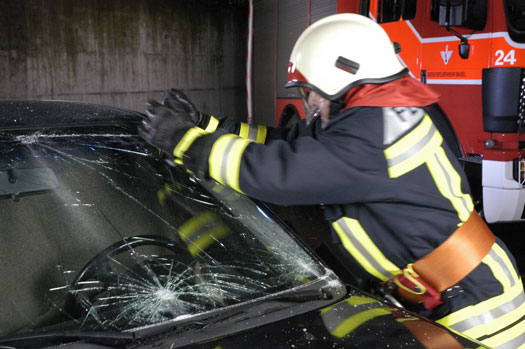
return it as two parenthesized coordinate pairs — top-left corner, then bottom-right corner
(0, 168), (59, 201)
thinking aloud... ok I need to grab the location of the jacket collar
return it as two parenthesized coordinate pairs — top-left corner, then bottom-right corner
(342, 76), (440, 110)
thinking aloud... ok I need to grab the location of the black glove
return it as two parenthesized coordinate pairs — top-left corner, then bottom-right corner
(139, 99), (195, 155)
(163, 88), (205, 126)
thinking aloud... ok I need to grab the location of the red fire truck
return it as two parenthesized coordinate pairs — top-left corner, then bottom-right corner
(249, 0), (525, 223)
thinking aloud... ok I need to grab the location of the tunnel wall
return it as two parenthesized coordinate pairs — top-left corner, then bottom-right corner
(0, 0), (248, 117)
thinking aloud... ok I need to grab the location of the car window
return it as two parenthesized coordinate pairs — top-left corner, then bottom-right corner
(0, 125), (343, 338)
(504, 0), (525, 42)
(430, 0), (487, 30)
(376, 0), (416, 23)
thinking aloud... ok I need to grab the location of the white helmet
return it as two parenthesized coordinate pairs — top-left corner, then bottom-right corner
(286, 13), (407, 101)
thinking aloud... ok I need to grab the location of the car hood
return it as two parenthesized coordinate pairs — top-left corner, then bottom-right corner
(132, 287), (482, 349)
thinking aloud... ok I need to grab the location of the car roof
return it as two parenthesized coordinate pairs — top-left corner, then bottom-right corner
(0, 100), (144, 131)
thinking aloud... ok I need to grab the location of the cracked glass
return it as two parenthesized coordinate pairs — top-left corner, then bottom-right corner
(0, 115), (342, 344)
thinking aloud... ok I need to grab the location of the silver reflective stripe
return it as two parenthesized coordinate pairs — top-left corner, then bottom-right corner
(383, 107), (425, 145)
(433, 153), (471, 214)
(336, 218), (396, 280)
(386, 123), (437, 168)
(321, 300), (383, 333)
(450, 291), (525, 333)
(499, 331), (525, 349)
(220, 138), (237, 186)
(248, 126), (258, 141)
(489, 249), (516, 288)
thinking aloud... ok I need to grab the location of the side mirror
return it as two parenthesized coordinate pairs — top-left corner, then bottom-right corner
(459, 42), (470, 59)
(430, 0), (487, 59)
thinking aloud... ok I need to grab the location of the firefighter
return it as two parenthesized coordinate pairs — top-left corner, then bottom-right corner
(140, 13), (525, 347)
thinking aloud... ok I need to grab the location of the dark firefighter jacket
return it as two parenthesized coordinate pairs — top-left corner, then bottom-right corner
(174, 101), (525, 348)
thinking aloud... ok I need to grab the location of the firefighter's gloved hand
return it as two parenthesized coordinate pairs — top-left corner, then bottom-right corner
(163, 88), (206, 127)
(139, 99), (194, 155)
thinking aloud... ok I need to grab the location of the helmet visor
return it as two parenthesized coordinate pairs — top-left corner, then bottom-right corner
(299, 87), (322, 125)
(299, 87), (311, 114)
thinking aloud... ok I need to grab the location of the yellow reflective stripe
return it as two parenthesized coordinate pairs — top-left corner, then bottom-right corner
(483, 318), (525, 349)
(255, 125), (267, 144)
(173, 127), (207, 160)
(485, 248), (517, 292)
(178, 211), (230, 257)
(320, 296), (378, 316)
(492, 243), (520, 286)
(484, 253), (512, 291)
(384, 114), (473, 222)
(332, 218), (401, 281)
(209, 134), (235, 185)
(347, 296), (380, 306)
(224, 138), (252, 192)
(187, 225), (230, 257)
(331, 308), (391, 338)
(427, 148), (474, 222)
(320, 297), (389, 338)
(238, 123), (266, 144)
(437, 280), (525, 340)
(204, 115), (219, 132)
(239, 123), (250, 138)
(386, 122), (442, 178)
(384, 114), (434, 162)
(178, 211), (217, 241)
(209, 134), (252, 193)
(437, 280), (525, 330)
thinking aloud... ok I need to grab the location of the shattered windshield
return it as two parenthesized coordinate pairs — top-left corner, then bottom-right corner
(0, 124), (342, 342)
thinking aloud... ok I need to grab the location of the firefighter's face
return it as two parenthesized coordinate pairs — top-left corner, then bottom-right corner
(307, 91), (331, 126)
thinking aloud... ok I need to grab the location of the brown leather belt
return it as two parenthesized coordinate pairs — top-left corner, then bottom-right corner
(413, 210), (495, 292)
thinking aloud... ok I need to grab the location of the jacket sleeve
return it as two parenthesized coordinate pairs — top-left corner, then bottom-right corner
(199, 114), (297, 145)
(181, 113), (390, 206)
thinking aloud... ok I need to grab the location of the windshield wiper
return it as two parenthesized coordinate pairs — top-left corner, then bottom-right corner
(264, 286), (333, 303)
(0, 287), (336, 347)
(130, 286), (338, 348)
(0, 330), (135, 346)
(137, 285), (335, 337)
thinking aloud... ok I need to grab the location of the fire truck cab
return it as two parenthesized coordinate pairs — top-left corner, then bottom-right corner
(250, 0), (525, 223)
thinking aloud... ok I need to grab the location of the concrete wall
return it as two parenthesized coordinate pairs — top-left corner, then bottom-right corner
(0, 0), (248, 117)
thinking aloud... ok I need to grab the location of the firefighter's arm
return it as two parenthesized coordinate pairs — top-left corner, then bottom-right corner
(181, 128), (383, 205)
(163, 88), (271, 143)
(140, 97), (380, 205)
(200, 114), (296, 145)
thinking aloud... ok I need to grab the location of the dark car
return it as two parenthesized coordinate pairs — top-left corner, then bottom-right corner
(0, 100), (484, 348)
